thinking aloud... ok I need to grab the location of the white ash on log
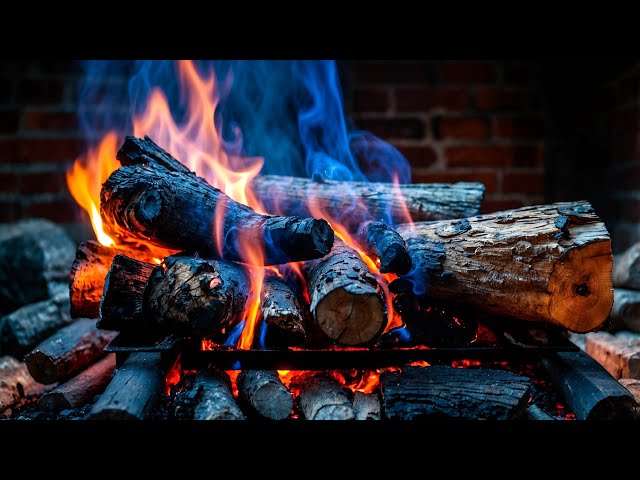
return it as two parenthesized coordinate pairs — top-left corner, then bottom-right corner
(38, 354), (116, 411)
(102, 135), (334, 265)
(357, 220), (411, 275)
(303, 240), (387, 346)
(86, 352), (165, 420)
(380, 366), (532, 420)
(353, 391), (381, 420)
(0, 291), (72, 357)
(395, 201), (614, 333)
(97, 254), (156, 332)
(583, 331), (640, 379)
(0, 355), (43, 413)
(541, 350), (639, 420)
(250, 174), (485, 224)
(24, 318), (116, 385)
(182, 368), (245, 420)
(237, 370), (293, 420)
(613, 242), (640, 290)
(297, 374), (355, 420)
(260, 271), (307, 339)
(0, 219), (75, 316)
(608, 288), (640, 333)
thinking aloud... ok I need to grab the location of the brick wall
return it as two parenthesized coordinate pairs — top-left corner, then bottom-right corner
(347, 60), (546, 213)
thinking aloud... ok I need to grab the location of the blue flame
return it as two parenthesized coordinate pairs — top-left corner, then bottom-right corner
(223, 320), (246, 347)
(258, 319), (268, 350)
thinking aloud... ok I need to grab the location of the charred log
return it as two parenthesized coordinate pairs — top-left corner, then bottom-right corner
(357, 220), (411, 275)
(613, 242), (640, 290)
(297, 374), (355, 420)
(24, 318), (116, 385)
(260, 271), (307, 338)
(609, 288), (640, 333)
(526, 404), (556, 420)
(353, 391), (381, 420)
(178, 368), (245, 420)
(396, 201), (614, 333)
(237, 370), (293, 420)
(103, 136), (334, 265)
(0, 356), (42, 413)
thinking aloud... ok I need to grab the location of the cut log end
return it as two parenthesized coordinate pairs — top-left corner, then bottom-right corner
(548, 243), (613, 332)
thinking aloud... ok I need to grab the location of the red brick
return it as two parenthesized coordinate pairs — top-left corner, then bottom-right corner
(353, 89), (389, 113)
(397, 146), (437, 168)
(23, 111), (79, 131)
(16, 78), (66, 105)
(396, 88), (469, 112)
(353, 62), (434, 84)
(0, 140), (16, 162)
(439, 62), (497, 84)
(0, 201), (19, 222)
(17, 138), (84, 163)
(20, 172), (68, 195)
(502, 172), (545, 194)
(435, 117), (489, 140)
(25, 200), (81, 223)
(446, 145), (544, 167)
(412, 170), (498, 195)
(480, 199), (525, 214)
(493, 117), (544, 140)
(0, 173), (18, 194)
(502, 63), (533, 85)
(354, 118), (425, 140)
(475, 88), (528, 111)
(0, 110), (20, 133)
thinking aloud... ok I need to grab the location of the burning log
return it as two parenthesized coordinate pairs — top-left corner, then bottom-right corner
(304, 240), (387, 346)
(613, 242), (640, 290)
(298, 374), (355, 420)
(609, 288), (640, 332)
(0, 218), (75, 316)
(250, 174), (485, 224)
(395, 201), (614, 333)
(583, 331), (640, 379)
(38, 354), (116, 411)
(0, 291), (73, 357)
(541, 350), (639, 420)
(98, 254), (156, 332)
(0, 356), (42, 413)
(352, 391), (381, 420)
(380, 366), (532, 420)
(260, 272), (307, 338)
(87, 352), (165, 420)
(142, 254), (250, 339)
(187, 368), (246, 420)
(237, 370), (293, 420)
(102, 135), (334, 265)
(357, 220), (411, 275)
(24, 318), (116, 385)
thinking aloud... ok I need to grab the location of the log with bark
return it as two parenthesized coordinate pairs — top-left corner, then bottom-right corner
(303, 240), (387, 346)
(102, 135), (334, 265)
(297, 374), (355, 420)
(619, 378), (640, 407)
(541, 350), (639, 420)
(608, 288), (640, 332)
(613, 242), (640, 290)
(98, 254), (156, 332)
(380, 366), (532, 420)
(87, 352), (165, 420)
(353, 391), (381, 420)
(0, 355), (43, 413)
(583, 331), (640, 379)
(395, 201), (614, 333)
(0, 291), (73, 357)
(357, 220), (411, 275)
(0, 219), (75, 316)
(237, 370), (293, 420)
(259, 271), (307, 339)
(38, 354), (116, 411)
(180, 368), (246, 420)
(24, 318), (116, 385)
(250, 174), (485, 225)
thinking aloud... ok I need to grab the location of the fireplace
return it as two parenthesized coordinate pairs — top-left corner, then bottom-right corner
(1, 60), (640, 422)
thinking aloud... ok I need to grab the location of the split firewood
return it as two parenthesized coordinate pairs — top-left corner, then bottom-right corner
(304, 240), (387, 346)
(395, 201), (613, 333)
(352, 391), (381, 420)
(0, 291), (73, 357)
(356, 220), (411, 275)
(613, 242), (640, 290)
(98, 254), (156, 332)
(102, 135), (334, 265)
(250, 174), (485, 224)
(583, 331), (640, 379)
(24, 318), (116, 385)
(541, 350), (639, 420)
(237, 370), (293, 420)
(260, 271), (307, 338)
(297, 373), (355, 420)
(608, 288), (640, 332)
(0, 356), (43, 413)
(38, 354), (116, 411)
(188, 368), (245, 420)
(0, 218), (75, 316)
(87, 352), (165, 420)
(380, 366), (532, 420)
